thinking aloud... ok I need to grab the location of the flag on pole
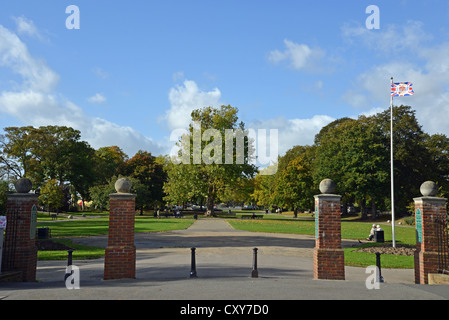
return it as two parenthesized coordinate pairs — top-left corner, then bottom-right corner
(391, 82), (414, 97)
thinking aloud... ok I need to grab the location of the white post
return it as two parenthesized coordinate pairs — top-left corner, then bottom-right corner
(390, 77), (396, 248)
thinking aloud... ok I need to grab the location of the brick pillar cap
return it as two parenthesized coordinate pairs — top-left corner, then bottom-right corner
(314, 194), (341, 201)
(413, 196), (447, 203)
(7, 193), (39, 200)
(110, 193), (136, 199)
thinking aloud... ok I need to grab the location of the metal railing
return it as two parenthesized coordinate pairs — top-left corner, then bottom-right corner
(2, 209), (18, 271)
(434, 213), (449, 275)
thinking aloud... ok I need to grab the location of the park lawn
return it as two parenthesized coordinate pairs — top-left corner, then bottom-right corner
(343, 245), (414, 269)
(36, 216), (194, 260)
(37, 216), (194, 237)
(227, 218), (416, 244)
(227, 218), (416, 269)
(37, 239), (105, 261)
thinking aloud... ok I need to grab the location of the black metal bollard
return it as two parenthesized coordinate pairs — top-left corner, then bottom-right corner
(190, 247), (198, 278)
(375, 252), (384, 283)
(64, 249), (74, 281)
(251, 248), (258, 278)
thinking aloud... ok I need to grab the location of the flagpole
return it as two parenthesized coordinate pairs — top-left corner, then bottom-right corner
(390, 77), (396, 248)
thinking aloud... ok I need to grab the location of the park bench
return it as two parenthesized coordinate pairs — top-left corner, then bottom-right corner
(241, 214), (264, 220)
(160, 212), (183, 218)
(161, 213), (174, 218)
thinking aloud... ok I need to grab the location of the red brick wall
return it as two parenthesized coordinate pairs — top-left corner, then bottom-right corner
(3, 194), (38, 282)
(104, 194), (136, 280)
(313, 195), (345, 280)
(414, 197), (447, 284)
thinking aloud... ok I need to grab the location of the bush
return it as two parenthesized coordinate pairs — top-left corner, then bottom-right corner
(402, 216), (415, 226)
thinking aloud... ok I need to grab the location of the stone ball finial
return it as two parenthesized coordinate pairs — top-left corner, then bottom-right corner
(14, 177), (32, 193)
(115, 178), (131, 193)
(420, 181), (438, 197)
(319, 179), (336, 194)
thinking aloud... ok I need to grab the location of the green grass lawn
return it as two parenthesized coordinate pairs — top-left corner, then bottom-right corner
(343, 244), (414, 269)
(36, 215), (194, 260)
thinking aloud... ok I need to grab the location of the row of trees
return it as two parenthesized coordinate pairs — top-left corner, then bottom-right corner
(0, 126), (166, 213)
(1, 104), (447, 219)
(0, 106), (255, 215)
(254, 105), (449, 218)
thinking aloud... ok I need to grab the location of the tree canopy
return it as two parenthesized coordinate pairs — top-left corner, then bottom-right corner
(1, 104), (447, 218)
(164, 105), (257, 215)
(253, 105), (449, 217)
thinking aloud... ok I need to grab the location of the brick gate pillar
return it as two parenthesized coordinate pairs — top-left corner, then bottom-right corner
(413, 181), (448, 284)
(2, 178), (38, 282)
(313, 179), (345, 280)
(104, 178), (136, 280)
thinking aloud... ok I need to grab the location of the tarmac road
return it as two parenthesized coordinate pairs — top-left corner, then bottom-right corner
(0, 218), (448, 301)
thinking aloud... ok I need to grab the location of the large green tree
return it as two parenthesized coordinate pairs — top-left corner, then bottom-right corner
(39, 179), (64, 212)
(422, 133), (449, 199)
(1, 125), (97, 206)
(375, 105), (435, 213)
(314, 115), (390, 218)
(276, 156), (316, 213)
(164, 105), (257, 216)
(120, 150), (166, 210)
(94, 146), (128, 185)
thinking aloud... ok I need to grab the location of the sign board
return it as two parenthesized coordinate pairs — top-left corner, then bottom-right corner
(0, 216), (6, 229)
(30, 205), (37, 239)
(415, 208), (423, 243)
(0, 216), (4, 275)
(315, 204), (319, 239)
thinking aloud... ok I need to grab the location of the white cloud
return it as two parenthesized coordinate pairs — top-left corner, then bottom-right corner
(249, 115), (335, 157)
(92, 67), (109, 80)
(88, 93), (107, 104)
(0, 25), (59, 93)
(0, 22), (164, 157)
(342, 21), (449, 137)
(12, 16), (45, 41)
(165, 79), (222, 131)
(268, 39), (325, 72)
(341, 20), (432, 53)
(163, 78), (334, 158)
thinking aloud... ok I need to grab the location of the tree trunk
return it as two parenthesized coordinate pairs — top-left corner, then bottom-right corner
(360, 198), (367, 220)
(206, 184), (215, 217)
(370, 196), (377, 220)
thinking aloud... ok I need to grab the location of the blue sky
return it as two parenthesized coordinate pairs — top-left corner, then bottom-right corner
(1, 0), (449, 161)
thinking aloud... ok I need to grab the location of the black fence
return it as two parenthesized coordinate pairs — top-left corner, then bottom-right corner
(434, 213), (449, 275)
(2, 209), (18, 271)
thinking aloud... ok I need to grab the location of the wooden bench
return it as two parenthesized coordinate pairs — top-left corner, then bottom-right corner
(161, 213), (174, 218)
(241, 214), (264, 220)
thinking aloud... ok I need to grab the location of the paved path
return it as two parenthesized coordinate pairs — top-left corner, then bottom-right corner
(1, 218), (448, 301)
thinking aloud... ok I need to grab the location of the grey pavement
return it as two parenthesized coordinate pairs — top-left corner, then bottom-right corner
(0, 218), (448, 301)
